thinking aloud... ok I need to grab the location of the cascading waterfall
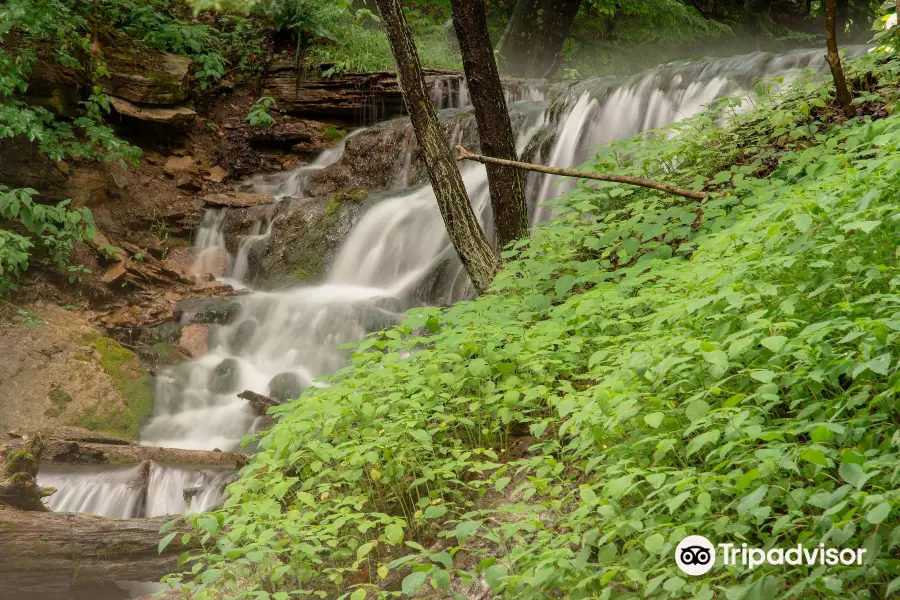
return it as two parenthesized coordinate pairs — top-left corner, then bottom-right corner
(40, 48), (869, 525)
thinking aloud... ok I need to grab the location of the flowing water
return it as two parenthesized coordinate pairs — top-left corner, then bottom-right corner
(39, 47), (868, 524)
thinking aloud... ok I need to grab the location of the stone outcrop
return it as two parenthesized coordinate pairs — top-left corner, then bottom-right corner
(100, 37), (194, 105)
(109, 97), (197, 125)
(262, 62), (459, 122)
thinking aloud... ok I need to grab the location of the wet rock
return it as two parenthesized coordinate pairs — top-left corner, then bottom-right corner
(202, 192), (276, 208)
(175, 298), (240, 325)
(139, 322), (183, 346)
(109, 97), (197, 125)
(229, 320), (257, 354)
(209, 358), (240, 394)
(189, 246), (229, 278)
(178, 324), (210, 358)
(267, 372), (305, 403)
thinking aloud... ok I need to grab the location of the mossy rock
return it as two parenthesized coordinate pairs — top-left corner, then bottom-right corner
(325, 188), (369, 218)
(76, 332), (154, 439)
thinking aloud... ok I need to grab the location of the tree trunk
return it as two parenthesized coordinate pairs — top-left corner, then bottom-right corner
(374, 0), (500, 293)
(451, 0), (528, 248)
(0, 510), (196, 599)
(825, 0), (856, 117)
(1, 436), (54, 511)
(40, 440), (249, 469)
(496, 0), (581, 78)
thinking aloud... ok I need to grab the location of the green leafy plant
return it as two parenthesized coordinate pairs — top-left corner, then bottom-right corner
(0, 187), (97, 294)
(246, 95), (277, 129)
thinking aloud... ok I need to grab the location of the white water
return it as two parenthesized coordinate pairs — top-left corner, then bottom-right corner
(41, 48), (864, 524)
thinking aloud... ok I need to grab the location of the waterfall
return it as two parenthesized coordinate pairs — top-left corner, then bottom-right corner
(42, 47), (867, 521)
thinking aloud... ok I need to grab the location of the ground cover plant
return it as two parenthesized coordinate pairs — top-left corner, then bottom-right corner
(159, 45), (900, 600)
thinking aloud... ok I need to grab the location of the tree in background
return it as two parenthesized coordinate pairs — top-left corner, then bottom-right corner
(825, 0), (856, 116)
(372, 0), (501, 293)
(451, 0), (528, 247)
(496, 0), (581, 78)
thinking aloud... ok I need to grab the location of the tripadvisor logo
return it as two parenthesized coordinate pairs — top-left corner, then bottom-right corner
(675, 535), (868, 576)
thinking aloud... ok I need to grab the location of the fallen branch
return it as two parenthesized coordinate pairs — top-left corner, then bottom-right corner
(455, 145), (708, 200)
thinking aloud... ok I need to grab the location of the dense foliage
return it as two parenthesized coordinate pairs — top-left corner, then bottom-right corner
(164, 49), (900, 600)
(0, 0), (143, 294)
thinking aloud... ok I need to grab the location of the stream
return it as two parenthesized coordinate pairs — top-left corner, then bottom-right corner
(33, 45), (868, 597)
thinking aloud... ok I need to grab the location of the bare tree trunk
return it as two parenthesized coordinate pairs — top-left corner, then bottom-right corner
(825, 0), (856, 117)
(496, 0), (581, 78)
(374, 0), (500, 293)
(451, 0), (528, 248)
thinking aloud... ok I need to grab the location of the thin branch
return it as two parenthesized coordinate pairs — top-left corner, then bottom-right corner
(455, 145), (709, 201)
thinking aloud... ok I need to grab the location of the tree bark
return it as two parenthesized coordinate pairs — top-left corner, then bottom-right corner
(451, 0), (529, 248)
(455, 145), (709, 200)
(0, 510), (196, 599)
(496, 0), (581, 78)
(374, 0), (500, 294)
(40, 440), (249, 469)
(825, 0), (856, 117)
(1, 436), (54, 511)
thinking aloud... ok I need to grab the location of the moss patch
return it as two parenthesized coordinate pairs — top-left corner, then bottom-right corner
(76, 332), (154, 439)
(49, 388), (73, 409)
(325, 188), (368, 218)
(152, 342), (176, 362)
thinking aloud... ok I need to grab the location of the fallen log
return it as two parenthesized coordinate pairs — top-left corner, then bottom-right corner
(41, 440), (249, 469)
(0, 510), (197, 599)
(455, 144), (709, 200)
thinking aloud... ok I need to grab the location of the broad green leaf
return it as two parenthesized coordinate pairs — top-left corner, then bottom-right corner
(402, 572), (427, 596)
(866, 502), (891, 524)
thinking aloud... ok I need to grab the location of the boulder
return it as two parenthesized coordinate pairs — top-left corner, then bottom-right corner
(267, 372), (305, 403)
(109, 96), (197, 125)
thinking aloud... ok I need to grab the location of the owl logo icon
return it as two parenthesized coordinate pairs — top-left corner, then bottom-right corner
(675, 535), (716, 576)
